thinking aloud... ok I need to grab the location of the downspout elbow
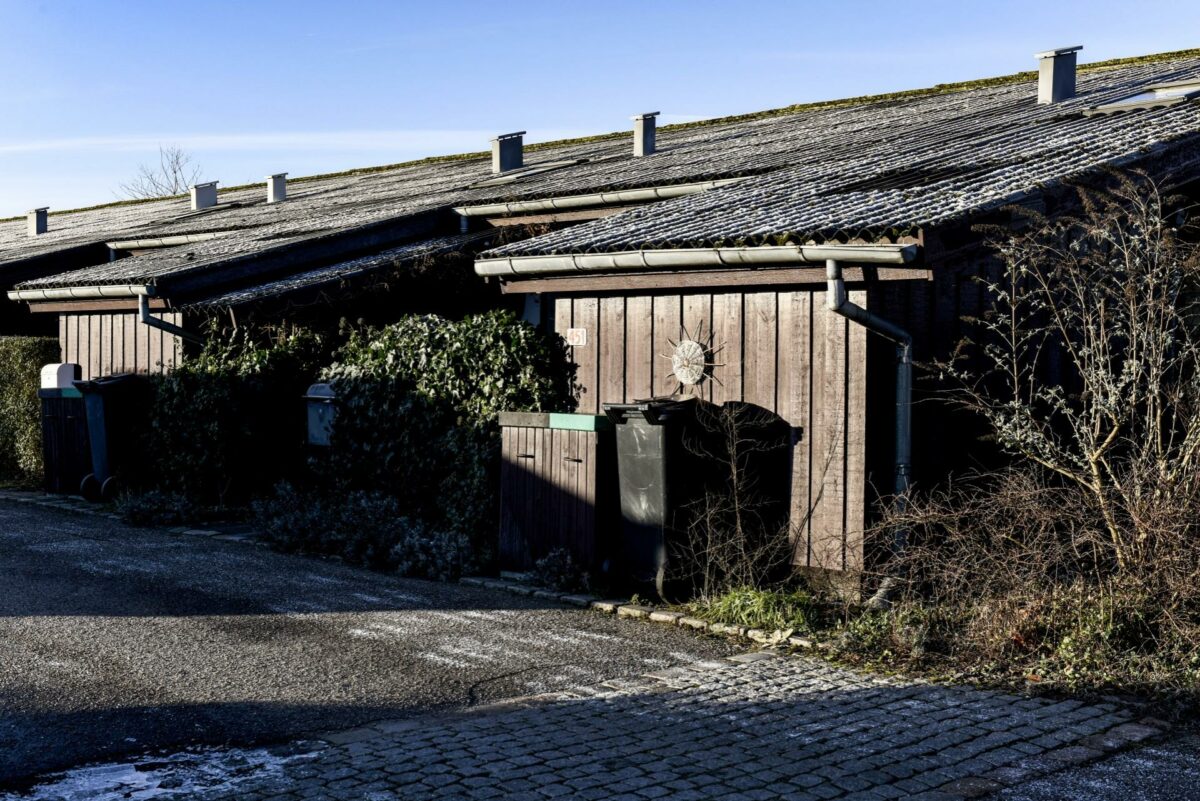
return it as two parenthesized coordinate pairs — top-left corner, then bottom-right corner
(138, 293), (203, 345)
(824, 259), (912, 347)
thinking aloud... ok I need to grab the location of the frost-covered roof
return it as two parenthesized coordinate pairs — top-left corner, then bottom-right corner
(188, 231), (489, 309)
(484, 53), (1200, 258)
(9, 48), (1200, 297)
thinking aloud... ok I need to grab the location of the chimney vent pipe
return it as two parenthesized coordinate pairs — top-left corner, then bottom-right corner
(190, 181), (219, 210)
(632, 112), (660, 157)
(1036, 45), (1082, 104)
(267, 173), (287, 203)
(491, 131), (525, 174)
(27, 207), (48, 237)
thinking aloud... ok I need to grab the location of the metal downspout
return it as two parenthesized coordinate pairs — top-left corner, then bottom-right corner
(825, 259), (912, 608)
(138, 293), (203, 345)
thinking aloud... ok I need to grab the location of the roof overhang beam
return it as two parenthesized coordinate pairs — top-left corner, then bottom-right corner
(106, 232), (228, 250)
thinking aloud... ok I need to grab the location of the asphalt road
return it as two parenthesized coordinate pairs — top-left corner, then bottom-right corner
(0, 500), (734, 789)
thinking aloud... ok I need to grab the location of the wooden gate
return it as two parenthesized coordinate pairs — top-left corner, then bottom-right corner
(498, 412), (615, 573)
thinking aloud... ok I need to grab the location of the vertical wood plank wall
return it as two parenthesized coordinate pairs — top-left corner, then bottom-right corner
(58, 312), (183, 380)
(552, 289), (867, 573)
(499, 425), (612, 571)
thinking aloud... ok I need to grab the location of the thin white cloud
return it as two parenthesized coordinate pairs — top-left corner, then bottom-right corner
(0, 128), (595, 156)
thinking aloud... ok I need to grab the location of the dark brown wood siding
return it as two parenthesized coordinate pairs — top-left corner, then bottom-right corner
(58, 312), (183, 380)
(552, 288), (869, 573)
(863, 255), (1003, 512)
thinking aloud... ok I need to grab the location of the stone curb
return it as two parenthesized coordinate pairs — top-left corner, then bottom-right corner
(0, 489), (231, 540)
(460, 573), (832, 653)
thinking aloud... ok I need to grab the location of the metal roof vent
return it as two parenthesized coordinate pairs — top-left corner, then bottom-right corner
(633, 111), (660, 157)
(491, 131), (525, 174)
(27, 207), (47, 237)
(1085, 79), (1200, 116)
(190, 181), (219, 210)
(267, 173), (287, 203)
(1036, 45), (1082, 104)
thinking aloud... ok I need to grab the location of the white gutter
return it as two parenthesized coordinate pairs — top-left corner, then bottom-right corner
(106, 232), (227, 250)
(6, 284), (154, 302)
(475, 243), (917, 277)
(454, 177), (745, 218)
(5, 283), (202, 344)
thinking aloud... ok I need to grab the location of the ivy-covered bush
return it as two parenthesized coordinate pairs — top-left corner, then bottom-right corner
(253, 483), (474, 581)
(138, 326), (327, 507)
(0, 337), (60, 485)
(303, 310), (577, 567)
(327, 310), (576, 425)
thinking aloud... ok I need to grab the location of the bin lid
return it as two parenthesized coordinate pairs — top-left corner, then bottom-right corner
(72, 373), (143, 393)
(603, 396), (697, 425)
(498, 411), (613, 431)
(304, 383), (336, 400)
(38, 387), (82, 399)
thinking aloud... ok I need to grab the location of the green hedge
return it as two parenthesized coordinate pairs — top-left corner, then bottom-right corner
(137, 327), (328, 507)
(293, 310), (578, 564)
(327, 310), (577, 425)
(0, 337), (60, 485)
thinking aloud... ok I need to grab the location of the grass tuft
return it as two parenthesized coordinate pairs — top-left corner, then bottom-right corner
(692, 587), (821, 633)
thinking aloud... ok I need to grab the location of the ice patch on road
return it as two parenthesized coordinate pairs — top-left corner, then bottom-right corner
(419, 652), (472, 668)
(0, 745), (319, 801)
(302, 573), (352, 586)
(570, 630), (627, 643)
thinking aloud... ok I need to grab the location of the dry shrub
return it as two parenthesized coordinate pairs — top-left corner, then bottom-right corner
(668, 401), (796, 602)
(850, 175), (1200, 692)
(863, 467), (1200, 690)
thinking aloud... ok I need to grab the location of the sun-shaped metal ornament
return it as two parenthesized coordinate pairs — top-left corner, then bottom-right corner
(660, 321), (724, 394)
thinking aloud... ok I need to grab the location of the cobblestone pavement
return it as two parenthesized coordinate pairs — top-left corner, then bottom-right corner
(9, 651), (1164, 801)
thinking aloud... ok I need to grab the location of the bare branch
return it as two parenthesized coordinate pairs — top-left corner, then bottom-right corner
(118, 145), (202, 200)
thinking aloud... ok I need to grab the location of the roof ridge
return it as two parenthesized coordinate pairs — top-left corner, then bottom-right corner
(6, 46), (1199, 224)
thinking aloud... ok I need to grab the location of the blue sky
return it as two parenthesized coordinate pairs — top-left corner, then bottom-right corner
(1, 0), (1198, 216)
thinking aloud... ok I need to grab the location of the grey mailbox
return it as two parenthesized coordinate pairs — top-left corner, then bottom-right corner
(304, 383), (336, 446)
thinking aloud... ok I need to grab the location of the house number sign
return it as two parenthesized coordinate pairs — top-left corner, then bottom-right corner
(565, 328), (588, 347)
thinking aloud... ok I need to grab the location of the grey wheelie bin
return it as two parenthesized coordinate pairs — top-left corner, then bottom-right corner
(74, 374), (149, 501)
(603, 398), (700, 601)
